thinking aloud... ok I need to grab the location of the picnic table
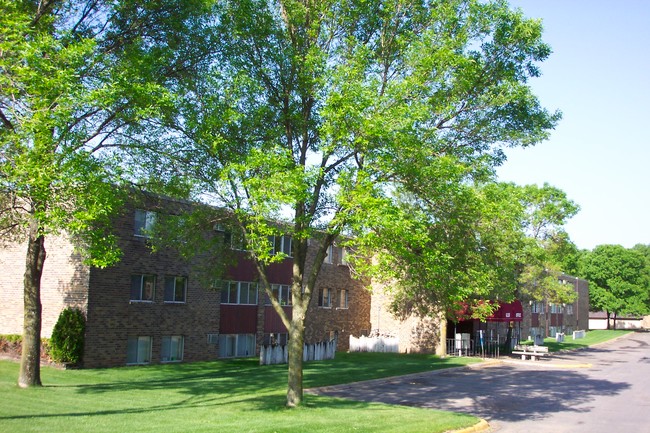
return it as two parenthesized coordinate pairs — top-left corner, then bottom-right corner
(512, 344), (550, 361)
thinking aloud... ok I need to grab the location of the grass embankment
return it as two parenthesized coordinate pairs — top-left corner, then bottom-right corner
(525, 329), (633, 352)
(0, 352), (481, 433)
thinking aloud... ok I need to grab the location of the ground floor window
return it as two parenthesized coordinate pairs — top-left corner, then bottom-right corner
(263, 333), (289, 346)
(161, 336), (184, 362)
(219, 334), (256, 358)
(127, 336), (152, 364)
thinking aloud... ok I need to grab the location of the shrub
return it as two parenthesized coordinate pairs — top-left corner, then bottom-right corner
(49, 307), (86, 364)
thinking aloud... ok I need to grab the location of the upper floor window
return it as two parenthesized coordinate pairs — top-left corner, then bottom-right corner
(164, 276), (187, 303)
(130, 274), (155, 302)
(325, 245), (333, 264)
(337, 289), (348, 309)
(325, 245), (347, 265)
(220, 281), (258, 305)
(318, 288), (332, 308)
(269, 235), (292, 257)
(266, 284), (292, 306)
(531, 301), (544, 314)
(134, 209), (156, 238)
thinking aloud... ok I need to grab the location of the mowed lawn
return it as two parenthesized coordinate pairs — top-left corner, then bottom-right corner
(535, 329), (633, 352)
(0, 353), (481, 433)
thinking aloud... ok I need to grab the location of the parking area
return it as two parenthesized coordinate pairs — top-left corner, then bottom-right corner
(309, 332), (650, 432)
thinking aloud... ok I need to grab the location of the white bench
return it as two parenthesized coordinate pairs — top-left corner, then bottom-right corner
(512, 345), (550, 361)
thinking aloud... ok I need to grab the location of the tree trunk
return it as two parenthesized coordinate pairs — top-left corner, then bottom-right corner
(18, 221), (46, 388)
(606, 311), (611, 330)
(286, 301), (306, 407)
(612, 312), (618, 330)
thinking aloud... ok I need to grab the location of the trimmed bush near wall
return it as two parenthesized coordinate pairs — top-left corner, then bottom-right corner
(49, 308), (86, 365)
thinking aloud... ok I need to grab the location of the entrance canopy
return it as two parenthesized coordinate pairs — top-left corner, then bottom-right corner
(489, 300), (523, 322)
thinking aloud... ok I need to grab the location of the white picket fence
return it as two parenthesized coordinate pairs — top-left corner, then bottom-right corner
(259, 339), (337, 365)
(349, 335), (399, 353)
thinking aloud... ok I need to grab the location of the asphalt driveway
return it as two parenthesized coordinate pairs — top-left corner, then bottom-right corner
(309, 332), (650, 432)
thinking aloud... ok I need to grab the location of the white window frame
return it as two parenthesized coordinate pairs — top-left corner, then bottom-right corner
(134, 209), (156, 238)
(164, 276), (187, 303)
(266, 284), (292, 306)
(220, 281), (259, 305)
(130, 274), (156, 302)
(161, 336), (184, 362)
(127, 336), (152, 365)
(269, 235), (293, 257)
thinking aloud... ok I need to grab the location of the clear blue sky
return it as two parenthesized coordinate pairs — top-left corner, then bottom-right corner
(497, 1), (650, 250)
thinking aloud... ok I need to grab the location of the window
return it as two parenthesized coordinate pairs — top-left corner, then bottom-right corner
(269, 235), (292, 257)
(161, 336), (184, 362)
(340, 247), (349, 265)
(164, 276), (187, 303)
(266, 284), (291, 306)
(325, 245), (333, 264)
(337, 289), (348, 309)
(325, 245), (347, 265)
(220, 281), (258, 305)
(127, 336), (152, 364)
(225, 228), (246, 250)
(134, 209), (156, 237)
(263, 333), (288, 346)
(219, 334), (256, 358)
(318, 288), (332, 308)
(531, 301), (544, 313)
(566, 304), (574, 315)
(130, 274), (155, 302)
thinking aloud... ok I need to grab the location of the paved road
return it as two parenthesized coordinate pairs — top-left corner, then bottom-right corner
(311, 332), (650, 432)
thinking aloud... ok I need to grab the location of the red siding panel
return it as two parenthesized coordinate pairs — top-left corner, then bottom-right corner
(220, 305), (257, 333)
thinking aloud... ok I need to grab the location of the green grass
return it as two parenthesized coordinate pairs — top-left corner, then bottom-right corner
(0, 352), (481, 433)
(522, 329), (633, 352)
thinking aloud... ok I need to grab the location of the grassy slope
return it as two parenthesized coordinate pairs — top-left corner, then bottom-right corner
(541, 329), (633, 352)
(0, 353), (481, 433)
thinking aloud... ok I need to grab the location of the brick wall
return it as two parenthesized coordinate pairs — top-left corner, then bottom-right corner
(83, 196), (221, 368)
(369, 282), (442, 354)
(0, 234), (90, 338)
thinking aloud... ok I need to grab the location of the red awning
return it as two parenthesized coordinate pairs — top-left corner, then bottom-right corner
(488, 300), (523, 322)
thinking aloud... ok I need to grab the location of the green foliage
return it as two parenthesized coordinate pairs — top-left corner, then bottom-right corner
(581, 245), (648, 316)
(49, 308), (86, 364)
(124, 0), (561, 405)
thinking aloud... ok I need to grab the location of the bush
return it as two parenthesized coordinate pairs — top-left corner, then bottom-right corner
(50, 308), (86, 364)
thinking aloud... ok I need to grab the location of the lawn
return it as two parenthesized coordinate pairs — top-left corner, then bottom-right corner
(0, 352), (481, 433)
(526, 329), (633, 352)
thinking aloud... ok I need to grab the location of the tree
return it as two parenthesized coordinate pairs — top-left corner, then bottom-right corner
(581, 245), (648, 329)
(514, 183), (580, 306)
(0, 0), (211, 387)
(136, 0), (560, 407)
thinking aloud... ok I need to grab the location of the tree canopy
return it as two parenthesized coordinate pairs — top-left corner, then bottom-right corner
(0, 0), (212, 387)
(129, 0), (561, 406)
(581, 244), (648, 327)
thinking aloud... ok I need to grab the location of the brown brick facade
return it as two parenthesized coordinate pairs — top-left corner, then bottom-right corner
(0, 195), (371, 368)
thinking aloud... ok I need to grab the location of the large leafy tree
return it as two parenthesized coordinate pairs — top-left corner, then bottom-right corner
(0, 0), (211, 387)
(581, 244), (648, 328)
(514, 182), (580, 305)
(138, 0), (560, 407)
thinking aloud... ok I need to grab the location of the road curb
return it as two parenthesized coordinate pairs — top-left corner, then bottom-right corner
(449, 419), (490, 433)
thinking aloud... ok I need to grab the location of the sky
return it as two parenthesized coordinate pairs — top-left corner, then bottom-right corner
(496, 1), (650, 251)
